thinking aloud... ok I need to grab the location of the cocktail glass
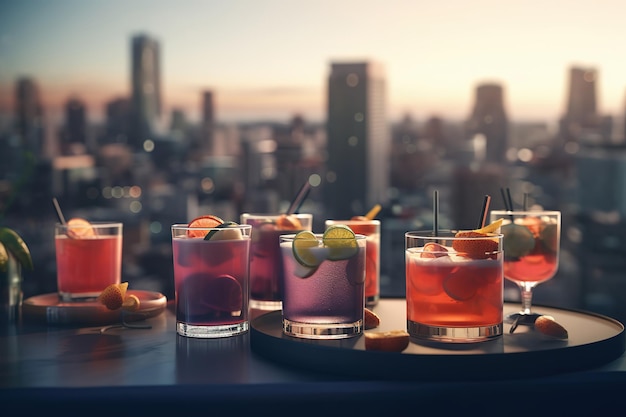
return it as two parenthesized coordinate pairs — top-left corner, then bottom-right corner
(489, 210), (561, 325)
(405, 230), (504, 343)
(241, 213), (312, 310)
(55, 222), (123, 302)
(280, 230), (366, 339)
(325, 219), (380, 306)
(172, 223), (251, 338)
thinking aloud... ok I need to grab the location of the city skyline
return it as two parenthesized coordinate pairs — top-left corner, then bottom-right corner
(2, 1), (626, 127)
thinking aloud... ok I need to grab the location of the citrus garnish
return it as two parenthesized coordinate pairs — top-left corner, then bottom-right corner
(292, 230), (321, 268)
(204, 221), (243, 241)
(540, 223), (558, 253)
(323, 224), (358, 261)
(97, 282), (129, 310)
(187, 215), (224, 238)
(473, 218), (503, 234)
(122, 294), (141, 312)
(0, 227), (34, 271)
(421, 242), (448, 258)
(276, 214), (303, 230)
(453, 231), (499, 259)
(66, 218), (96, 239)
(501, 223), (535, 259)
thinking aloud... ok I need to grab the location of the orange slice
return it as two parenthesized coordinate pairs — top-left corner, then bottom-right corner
(187, 215), (224, 238)
(276, 214), (303, 230)
(67, 218), (96, 239)
(122, 294), (141, 312)
(452, 231), (499, 259)
(97, 282), (129, 310)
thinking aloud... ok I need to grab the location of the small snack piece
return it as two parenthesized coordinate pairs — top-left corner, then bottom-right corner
(66, 218), (96, 239)
(535, 315), (568, 340)
(97, 282), (129, 310)
(121, 294), (141, 311)
(364, 330), (410, 352)
(364, 308), (381, 329)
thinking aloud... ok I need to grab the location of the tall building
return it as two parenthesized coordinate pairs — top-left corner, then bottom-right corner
(61, 97), (88, 155)
(14, 77), (45, 157)
(466, 83), (508, 164)
(324, 61), (390, 218)
(105, 97), (130, 144)
(201, 90), (215, 153)
(560, 66), (608, 142)
(130, 34), (161, 151)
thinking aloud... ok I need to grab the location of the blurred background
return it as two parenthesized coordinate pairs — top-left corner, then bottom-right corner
(1, 0), (626, 322)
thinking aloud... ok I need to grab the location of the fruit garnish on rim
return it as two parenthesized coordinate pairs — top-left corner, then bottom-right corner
(66, 218), (96, 239)
(351, 204), (381, 221)
(187, 215), (224, 238)
(323, 224), (358, 261)
(204, 221), (243, 241)
(276, 214), (303, 230)
(452, 219), (501, 260)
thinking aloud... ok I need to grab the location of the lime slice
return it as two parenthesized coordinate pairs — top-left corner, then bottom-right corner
(323, 224), (358, 261)
(501, 223), (535, 259)
(0, 227), (34, 271)
(204, 221), (243, 241)
(292, 230), (321, 267)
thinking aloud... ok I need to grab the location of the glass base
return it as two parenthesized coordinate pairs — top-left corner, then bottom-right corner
(58, 291), (100, 302)
(283, 318), (363, 340)
(365, 294), (379, 307)
(505, 312), (542, 325)
(250, 299), (282, 311)
(177, 321), (249, 338)
(407, 320), (503, 343)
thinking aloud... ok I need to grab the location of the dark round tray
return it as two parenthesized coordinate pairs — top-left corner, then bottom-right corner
(250, 299), (625, 381)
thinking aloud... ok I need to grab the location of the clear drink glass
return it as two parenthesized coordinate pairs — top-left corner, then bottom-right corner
(241, 213), (312, 310)
(171, 223), (251, 338)
(405, 230), (504, 343)
(280, 232), (366, 339)
(55, 222), (123, 302)
(325, 219), (380, 306)
(489, 210), (561, 325)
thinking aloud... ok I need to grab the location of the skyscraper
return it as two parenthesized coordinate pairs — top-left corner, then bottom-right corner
(560, 66), (605, 142)
(201, 90), (215, 153)
(14, 77), (45, 157)
(61, 97), (87, 154)
(466, 83), (508, 163)
(130, 34), (161, 151)
(324, 61), (390, 219)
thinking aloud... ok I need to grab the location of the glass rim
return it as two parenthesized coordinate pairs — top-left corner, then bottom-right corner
(240, 213), (313, 218)
(56, 221), (123, 227)
(405, 230), (503, 240)
(490, 210), (561, 216)
(325, 219), (381, 225)
(171, 223), (252, 231)
(280, 233), (367, 241)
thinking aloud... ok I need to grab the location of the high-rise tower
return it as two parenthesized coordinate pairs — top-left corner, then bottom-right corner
(560, 66), (605, 142)
(61, 97), (87, 154)
(324, 61), (389, 219)
(466, 83), (508, 163)
(130, 33), (161, 151)
(14, 77), (45, 157)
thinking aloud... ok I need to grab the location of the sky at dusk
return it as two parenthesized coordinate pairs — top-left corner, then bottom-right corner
(2, 0), (626, 126)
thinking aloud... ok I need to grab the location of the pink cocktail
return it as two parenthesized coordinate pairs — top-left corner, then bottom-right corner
(172, 223), (251, 338)
(241, 213), (312, 310)
(405, 230), (504, 343)
(55, 221), (122, 302)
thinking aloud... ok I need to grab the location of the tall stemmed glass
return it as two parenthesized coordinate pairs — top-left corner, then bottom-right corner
(489, 210), (561, 325)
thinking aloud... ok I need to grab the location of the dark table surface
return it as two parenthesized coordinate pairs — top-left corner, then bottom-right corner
(2, 299), (626, 415)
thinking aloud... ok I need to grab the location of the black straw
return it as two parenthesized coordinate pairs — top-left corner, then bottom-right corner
(286, 180), (311, 215)
(523, 193), (529, 211)
(477, 195), (491, 229)
(433, 190), (439, 237)
(52, 198), (66, 224)
(506, 188), (514, 211)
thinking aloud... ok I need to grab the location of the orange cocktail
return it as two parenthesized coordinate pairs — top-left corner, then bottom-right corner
(55, 220), (122, 301)
(405, 230), (503, 343)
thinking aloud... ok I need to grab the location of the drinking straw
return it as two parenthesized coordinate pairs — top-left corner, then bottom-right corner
(52, 198), (66, 224)
(500, 188), (510, 211)
(477, 194), (491, 229)
(286, 180), (311, 214)
(433, 190), (439, 236)
(506, 187), (514, 212)
(364, 204), (381, 220)
(523, 193), (529, 211)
